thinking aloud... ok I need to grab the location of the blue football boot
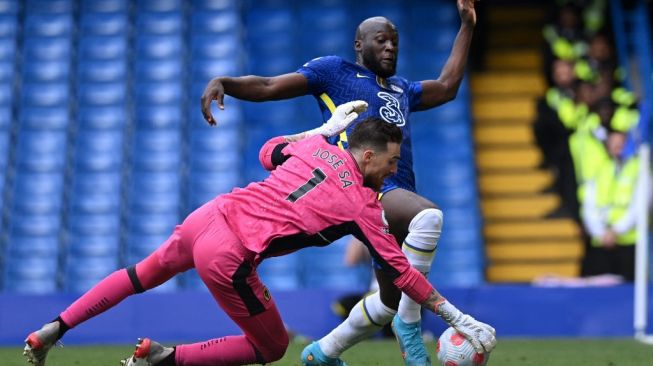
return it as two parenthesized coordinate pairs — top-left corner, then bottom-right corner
(301, 341), (348, 366)
(391, 315), (432, 366)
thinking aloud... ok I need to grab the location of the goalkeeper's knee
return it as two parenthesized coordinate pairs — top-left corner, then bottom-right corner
(403, 208), (443, 274)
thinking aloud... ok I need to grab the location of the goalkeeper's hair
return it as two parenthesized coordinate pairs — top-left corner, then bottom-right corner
(348, 117), (403, 152)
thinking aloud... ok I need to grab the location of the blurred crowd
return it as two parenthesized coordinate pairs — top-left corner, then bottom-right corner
(533, 0), (645, 281)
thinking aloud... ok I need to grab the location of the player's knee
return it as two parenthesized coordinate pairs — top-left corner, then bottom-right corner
(409, 208), (443, 235)
(258, 331), (289, 362)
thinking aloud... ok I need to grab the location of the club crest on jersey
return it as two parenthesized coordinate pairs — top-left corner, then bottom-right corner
(377, 92), (406, 126)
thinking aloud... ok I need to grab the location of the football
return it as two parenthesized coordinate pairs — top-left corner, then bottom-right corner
(436, 327), (490, 366)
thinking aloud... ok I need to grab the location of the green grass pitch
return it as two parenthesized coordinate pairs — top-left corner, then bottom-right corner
(2, 339), (653, 365)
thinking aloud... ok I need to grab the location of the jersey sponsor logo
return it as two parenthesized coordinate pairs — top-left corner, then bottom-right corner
(377, 92), (406, 126)
(356, 72), (371, 78)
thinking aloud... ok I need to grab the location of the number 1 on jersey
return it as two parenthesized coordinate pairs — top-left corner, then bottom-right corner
(286, 168), (327, 203)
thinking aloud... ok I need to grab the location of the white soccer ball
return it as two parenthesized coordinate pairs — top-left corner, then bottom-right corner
(436, 327), (490, 366)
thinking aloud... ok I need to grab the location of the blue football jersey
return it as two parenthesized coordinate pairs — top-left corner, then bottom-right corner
(297, 55), (423, 193)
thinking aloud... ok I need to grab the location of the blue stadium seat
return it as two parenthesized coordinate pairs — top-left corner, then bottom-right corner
(23, 37), (72, 61)
(135, 105), (183, 129)
(0, 83), (11, 105)
(78, 35), (127, 60)
(299, 7), (349, 31)
(133, 130), (182, 152)
(246, 9), (293, 35)
(15, 130), (67, 171)
(78, 60), (127, 83)
(0, 59), (16, 85)
(0, 131), (8, 167)
(22, 60), (70, 82)
(12, 172), (65, 195)
(75, 130), (123, 153)
(77, 105), (127, 130)
(137, 0), (183, 12)
(191, 0), (239, 12)
(0, 14), (17, 38)
(129, 191), (180, 214)
(133, 82), (183, 104)
(12, 191), (63, 215)
(0, 105), (10, 130)
(409, 3), (458, 29)
(0, 2), (19, 15)
(192, 59), (240, 83)
(190, 11), (241, 35)
(132, 151), (181, 172)
(134, 59), (184, 83)
(247, 55), (295, 77)
(136, 11), (184, 35)
(66, 234), (120, 257)
(71, 172), (121, 195)
(20, 82), (70, 107)
(131, 171), (180, 194)
(25, 0), (73, 13)
(79, 12), (128, 36)
(189, 128), (239, 152)
(8, 213), (61, 236)
(68, 213), (120, 236)
(5, 235), (59, 257)
(78, 82), (127, 106)
(0, 38), (16, 61)
(23, 13), (73, 37)
(125, 233), (169, 256)
(69, 191), (121, 214)
(190, 35), (241, 59)
(186, 103), (243, 130)
(80, 0), (129, 13)
(135, 35), (183, 59)
(127, 213), (178, 235)
(3, 278), (58, 294)
(64, 256), (119, 291)
(5, 256), (58, 280)
(19, 106), (70, 130)
(189, 152), (241, 172)
(73, 150), (122, 174)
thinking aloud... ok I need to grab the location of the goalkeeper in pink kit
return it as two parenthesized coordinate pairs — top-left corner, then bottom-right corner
(23, 101), (496, 366)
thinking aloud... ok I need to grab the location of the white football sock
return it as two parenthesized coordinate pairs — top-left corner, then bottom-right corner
(398, 208), (443, 323)
(318, 291), (396, 358)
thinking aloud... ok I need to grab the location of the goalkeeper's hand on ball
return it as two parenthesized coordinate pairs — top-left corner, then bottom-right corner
(309, 100), (368, 137)
(436, 300), (497, 353)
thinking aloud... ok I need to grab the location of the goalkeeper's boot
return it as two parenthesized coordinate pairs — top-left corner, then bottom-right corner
(301, 341), (348, 366)
(120, 338), (174, 366)
(391, 315), (432, 366)
(23, 321), (62, 366)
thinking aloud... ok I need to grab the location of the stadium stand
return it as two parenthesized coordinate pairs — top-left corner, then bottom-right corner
(1, 0), (484, 293)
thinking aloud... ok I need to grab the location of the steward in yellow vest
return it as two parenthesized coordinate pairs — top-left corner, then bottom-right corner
(581, 128), (644, 281)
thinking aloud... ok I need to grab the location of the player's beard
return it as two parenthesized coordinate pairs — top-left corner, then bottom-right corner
(363, 49), (396, 78)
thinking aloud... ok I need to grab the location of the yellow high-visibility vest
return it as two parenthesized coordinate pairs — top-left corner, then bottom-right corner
(592, 157), (640, 245)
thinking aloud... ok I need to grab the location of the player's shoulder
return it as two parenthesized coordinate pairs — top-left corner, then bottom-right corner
(302, 55), (344, 69)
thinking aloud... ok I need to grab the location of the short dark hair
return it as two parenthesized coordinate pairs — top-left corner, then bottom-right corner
(348, 117), (403, 152)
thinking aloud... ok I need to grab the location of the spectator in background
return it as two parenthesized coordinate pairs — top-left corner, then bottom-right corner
(533, 59), (580, 218)
(581, 125), (646, 281)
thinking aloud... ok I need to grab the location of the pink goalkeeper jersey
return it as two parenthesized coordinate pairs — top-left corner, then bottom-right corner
(214, 135), (433, 304)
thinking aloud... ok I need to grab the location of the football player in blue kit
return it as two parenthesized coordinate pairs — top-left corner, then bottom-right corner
(201, 1), (478, 365)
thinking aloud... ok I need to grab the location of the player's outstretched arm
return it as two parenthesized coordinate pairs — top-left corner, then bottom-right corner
(422, 290), (497, 354)
(201, 73), (309, 126)
(258, 101), (368, 170)
(418, 0), (477, 110)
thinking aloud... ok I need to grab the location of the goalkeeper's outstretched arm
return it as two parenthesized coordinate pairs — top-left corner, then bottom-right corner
(258, 101), (368, 171)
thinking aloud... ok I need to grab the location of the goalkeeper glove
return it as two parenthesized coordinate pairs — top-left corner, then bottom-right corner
(436, 300), (497, 353)
(306, 100), (368, 137)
